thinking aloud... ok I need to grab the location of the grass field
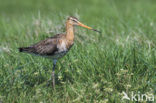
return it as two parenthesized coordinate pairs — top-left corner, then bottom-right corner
(0, 0), (156, 102)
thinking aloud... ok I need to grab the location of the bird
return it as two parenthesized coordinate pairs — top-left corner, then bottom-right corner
(18, 16), (100, 88)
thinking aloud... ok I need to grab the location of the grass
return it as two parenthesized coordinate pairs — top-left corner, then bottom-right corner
(0, 0), (156, 102)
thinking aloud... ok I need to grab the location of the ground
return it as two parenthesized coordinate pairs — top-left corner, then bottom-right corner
(0, 0), (156, 102)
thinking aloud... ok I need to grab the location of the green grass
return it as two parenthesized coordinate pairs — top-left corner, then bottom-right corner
(0, 0), (156, 102)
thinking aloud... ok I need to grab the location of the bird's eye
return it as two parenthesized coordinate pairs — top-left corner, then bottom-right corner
(72, 19), (77, 22)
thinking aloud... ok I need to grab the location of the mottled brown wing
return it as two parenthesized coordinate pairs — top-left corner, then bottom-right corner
(32, 38), (58, 55)
(19, 34), (65, 56)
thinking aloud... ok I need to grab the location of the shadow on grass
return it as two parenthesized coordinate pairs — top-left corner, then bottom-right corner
(21, 70), (74, 88)
(46, 73), (74, 87)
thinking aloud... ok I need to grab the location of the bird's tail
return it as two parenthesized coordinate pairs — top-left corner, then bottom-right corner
(18, 47), (31, 52)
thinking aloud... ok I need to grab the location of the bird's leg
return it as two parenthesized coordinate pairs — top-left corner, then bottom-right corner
(52, 59), (57, 89)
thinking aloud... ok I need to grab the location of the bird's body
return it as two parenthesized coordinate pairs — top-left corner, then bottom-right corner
(19, 16), (100, 88)
(19, 34), (73, 59)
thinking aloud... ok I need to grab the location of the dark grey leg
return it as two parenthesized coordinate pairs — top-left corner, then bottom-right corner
(52, 59), (57, 89)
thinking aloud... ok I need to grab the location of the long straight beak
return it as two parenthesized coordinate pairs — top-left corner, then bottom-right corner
(78, 22), (101, 33)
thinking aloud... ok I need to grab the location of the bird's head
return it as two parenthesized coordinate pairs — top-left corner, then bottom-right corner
(67, 16), (101, 33)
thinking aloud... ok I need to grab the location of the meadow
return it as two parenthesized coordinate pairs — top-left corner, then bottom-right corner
(0, 0), (156, 102)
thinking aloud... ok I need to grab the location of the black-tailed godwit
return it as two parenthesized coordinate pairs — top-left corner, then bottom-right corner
(19, 16), (100, 88)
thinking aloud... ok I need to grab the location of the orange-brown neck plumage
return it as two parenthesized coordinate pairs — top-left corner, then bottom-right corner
(66, 20), (74, 41)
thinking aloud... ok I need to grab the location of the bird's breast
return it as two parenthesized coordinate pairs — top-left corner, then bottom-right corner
(57, 39), (74, 51)
(47, 40), (73, 59)
(57, 41), (68, 53)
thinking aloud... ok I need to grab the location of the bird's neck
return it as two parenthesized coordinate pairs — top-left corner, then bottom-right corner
(66, 21), (74, 41)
